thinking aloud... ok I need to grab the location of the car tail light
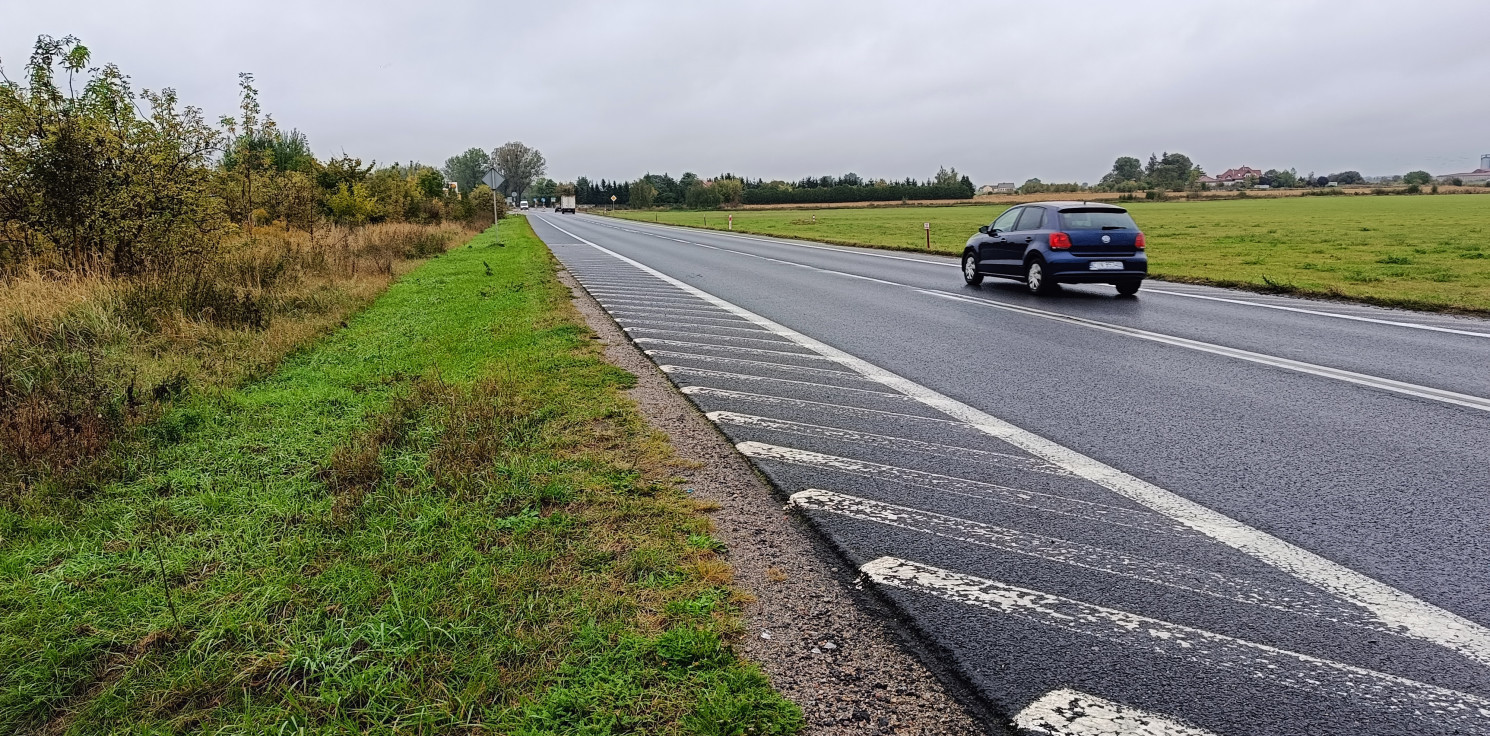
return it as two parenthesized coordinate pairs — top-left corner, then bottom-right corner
(1135, 233), (1146, 249)
(1049, 232), (1072, 249)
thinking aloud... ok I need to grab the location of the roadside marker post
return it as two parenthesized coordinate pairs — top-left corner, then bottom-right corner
(924, 221), (931, 250)
(729, 215), (734, 230)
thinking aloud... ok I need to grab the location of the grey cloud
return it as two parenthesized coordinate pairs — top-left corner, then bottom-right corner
(5, 0), (1487, 184)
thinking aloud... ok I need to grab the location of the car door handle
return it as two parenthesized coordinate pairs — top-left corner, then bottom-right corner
(1024, 237), (1034, 243)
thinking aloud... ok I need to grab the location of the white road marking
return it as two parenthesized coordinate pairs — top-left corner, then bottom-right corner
(925, 290), (1490, 413)
(610, 310), (756, 326)
(794, 489), (1362, 621)
(616, 318), (777, 335)
(610, 306), (743, 319)
(634, 338), (833, 361)
(741, 442), (1183, 534)
(863, 558), (1490, 731)
(709, 411), (1071, 476)
(594, 295), (714, 307)
(620, 327), (800, 346)
(538, 215), (1490, 666)
(681, 385), (945, 417)
(1145, 288), (1490, 339)
(648, 351), (861, 378)
(658, 366), (899, 397)
(1014, 688), (1221, 736)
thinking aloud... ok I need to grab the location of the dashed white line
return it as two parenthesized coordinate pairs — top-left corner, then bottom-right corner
(864, 557), (1490, 731)
(616, 318), (778, 335)
(925, 290), (1490, 413)
(1146, 288), (1490, 339)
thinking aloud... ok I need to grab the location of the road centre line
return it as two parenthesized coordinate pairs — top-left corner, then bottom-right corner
(795, 490), (1363, 622)
(740, 442), (1183, 534)
(634, 338), (832, 361)
(1013, 688), (1220, 736)
(658, 366), (896, 396)
(1144, 288), (1490, 339)
(863, 557), (1490, 730)
(924, 290), (1490, 413)
(708, 411), (1070, 476)
(647, 351), (861, 377)
(538, 214), (1490, 665)
(585, 215), (1485, 338)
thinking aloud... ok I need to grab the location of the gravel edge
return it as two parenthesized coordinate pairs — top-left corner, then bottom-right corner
(557, 269), (998, 735)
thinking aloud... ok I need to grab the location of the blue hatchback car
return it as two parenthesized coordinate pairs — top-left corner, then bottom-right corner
(961, 201), (1147, 295)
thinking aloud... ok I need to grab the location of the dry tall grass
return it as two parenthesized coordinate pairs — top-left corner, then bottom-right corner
(0, 221), (475, 501)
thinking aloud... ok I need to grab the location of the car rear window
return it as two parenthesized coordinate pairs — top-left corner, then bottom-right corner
(1060, 209), (1137, 230)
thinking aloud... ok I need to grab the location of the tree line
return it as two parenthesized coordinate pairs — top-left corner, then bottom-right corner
(554, 167), (975, 209)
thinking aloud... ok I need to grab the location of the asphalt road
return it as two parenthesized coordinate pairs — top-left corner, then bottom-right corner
(525, 211), (1490, 736)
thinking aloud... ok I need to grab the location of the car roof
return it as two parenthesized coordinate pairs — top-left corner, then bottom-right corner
(1021, 200), (1128, 212)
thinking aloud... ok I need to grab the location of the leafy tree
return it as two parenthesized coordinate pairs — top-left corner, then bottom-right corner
(443, 147), (490, 194)
(416, 168), (447, 199)
(1329, 171), (1364, 185)
(1144, 152), (1201, 191)
(713, 177), (744, 207)
(631, 177), (657, 209)
(327, 182), (376, 225)
(220, 73), (278, 232)
(0, 34), (227, 272)
(491, 141), (545, 200)
(1403, 170), (1432, 186)
(1101, 156), (1145, 188)
(270, 129), (315, 172)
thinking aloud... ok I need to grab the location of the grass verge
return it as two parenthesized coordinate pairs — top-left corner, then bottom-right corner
(0, 218), (802, 734)
(610, 195), (1490, 314)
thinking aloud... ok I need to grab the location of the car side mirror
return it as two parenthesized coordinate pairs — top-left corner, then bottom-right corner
(978, 225), (988, 234)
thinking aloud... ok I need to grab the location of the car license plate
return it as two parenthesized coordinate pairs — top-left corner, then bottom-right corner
(1089, 261), (1124, 271)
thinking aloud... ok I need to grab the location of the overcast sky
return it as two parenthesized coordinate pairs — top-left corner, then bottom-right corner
(5, 1), (1488, 184)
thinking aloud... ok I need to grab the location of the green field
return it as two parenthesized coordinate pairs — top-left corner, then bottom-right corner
(612, 195), (1490, 313)
(1, 219), (800, 734)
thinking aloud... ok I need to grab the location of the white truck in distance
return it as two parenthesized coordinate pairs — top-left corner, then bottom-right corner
(559, 195), (576, 214)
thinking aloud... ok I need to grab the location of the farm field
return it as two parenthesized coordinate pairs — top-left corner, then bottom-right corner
(0, 220), (799, 734)
(610, 194), (1490, 313)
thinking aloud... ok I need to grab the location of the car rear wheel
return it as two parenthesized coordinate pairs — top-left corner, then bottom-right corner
(1025, 259), (1057, 295)
(962, 252), (984, 286)
(1116, 279), (1142, 296)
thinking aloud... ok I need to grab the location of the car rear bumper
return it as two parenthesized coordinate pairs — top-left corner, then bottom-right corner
(1045, 253), (1147, 282)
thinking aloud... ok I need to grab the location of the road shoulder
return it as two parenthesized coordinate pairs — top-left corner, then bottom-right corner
(558, 267), (994, 735)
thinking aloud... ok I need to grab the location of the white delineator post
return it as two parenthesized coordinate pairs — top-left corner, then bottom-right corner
(924, 221), (931, 249)
(729, 214), (733, 230)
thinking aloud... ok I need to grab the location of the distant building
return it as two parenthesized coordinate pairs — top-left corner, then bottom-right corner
(1439, 155), (1490, 184)
(977, 182), (1016, 195)
(1196, 175), (1220, 186)
(1211, 166), (1263, 186)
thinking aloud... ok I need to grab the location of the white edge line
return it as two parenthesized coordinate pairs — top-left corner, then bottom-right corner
(1014, 688), (1221, 736)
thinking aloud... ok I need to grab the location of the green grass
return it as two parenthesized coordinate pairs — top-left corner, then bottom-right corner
(611, 195), (1490, 313)
(0, 218), (802, 734)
